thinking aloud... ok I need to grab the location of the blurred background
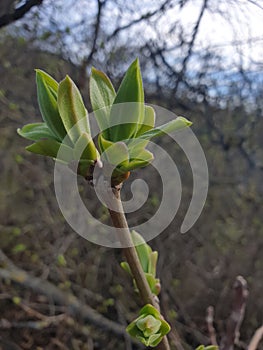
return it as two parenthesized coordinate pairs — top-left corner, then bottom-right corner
(0, 1), (262, 349)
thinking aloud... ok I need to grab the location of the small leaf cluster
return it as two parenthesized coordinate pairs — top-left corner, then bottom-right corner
(126, 304), (170, 347)
(18, 59), (191, 185)
(121, 230), (161, 295)
(17, 70), (97, 178)
(196, 345), (218, 350)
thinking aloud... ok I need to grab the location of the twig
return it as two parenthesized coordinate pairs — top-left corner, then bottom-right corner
(206, 306), (218, 346)
(107, 186), (171, 350)
(169, 330), (185, 350)
(248, 325), (263, 350)
(0, 315), (66, 330)
(0, 249), (127, 338)
(107, 0), (173, 41)
(173, 0), (208, 94)
(0, 0), (43, 29)
(116, 301), (133, 350)
(220, 276), (249, 350)
(161, 291), (185, 350)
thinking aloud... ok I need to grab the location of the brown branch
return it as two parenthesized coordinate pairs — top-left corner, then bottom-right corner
(107, 0), (173, 41)
(0, 0), (43, 29)
(173, 0), (208, 94)
(248, 325), (263, 350)
(78, 0), (106, 89)
(0, 249), (127, 338)
(220, 276), (249, 350)
(107, 186), (171, 350)
(206, 306), (218, 346)
(0, 314), (67, 330)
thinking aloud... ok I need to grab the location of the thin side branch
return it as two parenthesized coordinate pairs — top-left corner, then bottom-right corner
(248, 325), (263, 350)
(0, 0), (43, 29)
(206, 306), (218, 346)
(173, 0), (208, 94)
(107, 0), (173, 41)
(0, 249), (126, 337)
(220, 276), (249, 350)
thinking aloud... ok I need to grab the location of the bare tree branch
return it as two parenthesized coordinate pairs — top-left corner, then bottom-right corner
(173, 0), (209, 94)
(0, 0), (43, 29)
(107, 0), (174, 41)
(206, 306), (218, 346)
(78, 0), (106, 88)
(248, 325), (263, 350)
(220, 276), (249, 350)
(0, 249), (127, 338)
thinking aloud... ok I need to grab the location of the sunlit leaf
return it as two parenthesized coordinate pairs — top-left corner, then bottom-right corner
(131, 230), (151, 273)
(139, 116), (192, 140)
(74, 133), (98, 161)
(58, 75), (90, 142)
(121, 149), (154, 172)
(102, 141), (129, 167)
(36, 70), (67, 140)
(17, 123), (57, 141)
(126, 304), (170, 347)
(136, 315), (161, 336)
(109, 58), (144, 141)
(120, 261), (132, 276)
(90, 67), (116, 135)
(148, 251), (158, 276)
(98, 132), (114, 153)
(26, 139), (73, 162)
(136, 105), (155, 136)
(36, 69), (58, 94)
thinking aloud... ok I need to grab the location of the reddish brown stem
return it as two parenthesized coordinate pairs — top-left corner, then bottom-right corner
(206, 306), (218, 346)
(220, 276), (248, 350)
(107, 186), (171, 350)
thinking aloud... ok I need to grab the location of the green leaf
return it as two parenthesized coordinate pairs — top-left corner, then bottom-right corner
(131, 231), (151, 273)
(57, 254), (67, 267)
(98, 132), (114, 153)
(136, 315), (161, 337)
(120, 261), (132, 276)
(77, 159), (95, 178)
(26, 139), (74, 162)
(126, 304), (170, 347)
(136, 105), (155, 136)
(159, 317), (171, 337)
(58, 75), (90, 142)
(98, 134), (129, 170)
(139, 116), (192, 140)
(17, 123), (57, 141)
(109, 58), (144, 141)
(145, 273), (161, 296)
(102, 142), (129, 167)
(90, 67), (116, 134)
(148, 251), (158, 276)
(120, 149), (153, 172)
(128, 138), (149, 157)
(12, 243), (26, 254)
(74, 133), (98, 161)
(146, 333), (162, 347)
(35, 70), (67, 141)
(126, 319), (143, 338)
(130, 148), (154, 163)
(36, 69), (58, 94)
(139, 304), (160, 319)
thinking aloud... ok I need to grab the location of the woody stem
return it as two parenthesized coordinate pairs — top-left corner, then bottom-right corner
(107, 186), (170, 350)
